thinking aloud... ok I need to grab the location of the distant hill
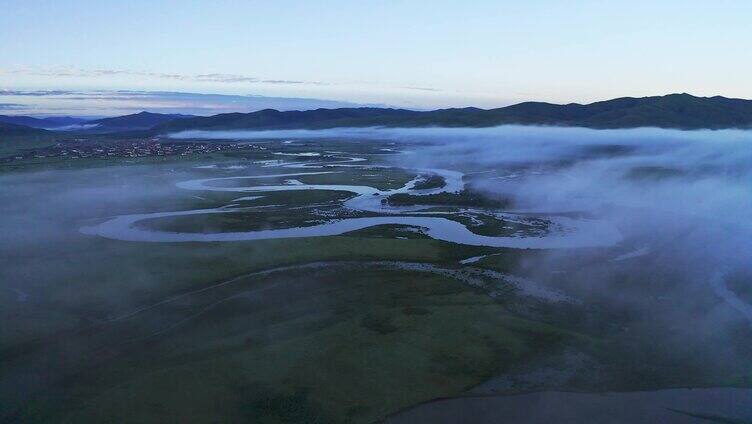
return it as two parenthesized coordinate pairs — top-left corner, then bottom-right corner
(157, 108), (418, 132)
(6, 94), (752, 135)
(0, 122), (50, 136)
(156, 94), (752, 132)
(0, 115), (89, 129)
(1, 111), (194, 134)
(90, 111), (194, 131)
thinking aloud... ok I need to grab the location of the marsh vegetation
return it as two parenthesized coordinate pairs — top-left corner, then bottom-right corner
(2, 127), (752, 423)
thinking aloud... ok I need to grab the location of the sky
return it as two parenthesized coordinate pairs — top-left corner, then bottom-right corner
(2, 0), (752, 115)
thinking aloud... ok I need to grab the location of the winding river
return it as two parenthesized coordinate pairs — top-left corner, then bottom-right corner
(80, 153), (623, 248)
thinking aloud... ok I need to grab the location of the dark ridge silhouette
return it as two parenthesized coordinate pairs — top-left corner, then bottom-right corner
(90, 111), (195, 131)
(156, 93), (752, 132)
(0, 122), (49, 136)
(0, 115), (89, 129)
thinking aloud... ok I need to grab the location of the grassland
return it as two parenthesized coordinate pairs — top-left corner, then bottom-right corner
(14, 265), (578, 423)
(384, 190), (511, 208)
(3, 135), (752, 423)
(0, 134), (60, 157)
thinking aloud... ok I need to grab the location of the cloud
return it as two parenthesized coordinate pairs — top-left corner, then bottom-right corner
(0, 103), (24, 110)
(401, 86), (443, 92)
(0, 89), (370, 116)
(194, 73), (259, 83)
(0, 89), (78, 96)
(1, 67), (328, 87)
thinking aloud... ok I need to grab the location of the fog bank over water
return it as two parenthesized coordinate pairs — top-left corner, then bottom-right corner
(173, 125), (752, 328)
(3, 126), (751, 347)
(172, 125), (752, 229)
(2, 125), (752, 417)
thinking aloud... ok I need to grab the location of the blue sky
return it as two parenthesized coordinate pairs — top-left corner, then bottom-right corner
(2, 0), (751, 112)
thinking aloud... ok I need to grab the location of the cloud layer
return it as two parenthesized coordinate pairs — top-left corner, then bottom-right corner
(0, 90), (370, 117)
(2, 67), (329, 86)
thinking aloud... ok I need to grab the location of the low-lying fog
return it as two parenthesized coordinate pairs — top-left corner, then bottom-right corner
(173, 125), (752, 331)
(174, 125), (752, 239)
(2, 125), (751, 389)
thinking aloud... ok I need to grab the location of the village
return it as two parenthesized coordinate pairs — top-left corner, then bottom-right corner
(1, 137), (252, 163)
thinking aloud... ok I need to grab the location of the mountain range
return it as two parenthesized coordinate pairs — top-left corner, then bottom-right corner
(0, 122), (50, 136)
(157, 94), (752, 132)
(89, 111), (195, 131)
(0, 115), (88, 129)
(3, 94), (752, 136)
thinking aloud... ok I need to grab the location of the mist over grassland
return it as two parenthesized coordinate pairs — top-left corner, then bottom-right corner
(173, 125), (752, 231)
(171, 125), (752, 335)
(5, 125), (752, 334)
(2, 125), (752, 421)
